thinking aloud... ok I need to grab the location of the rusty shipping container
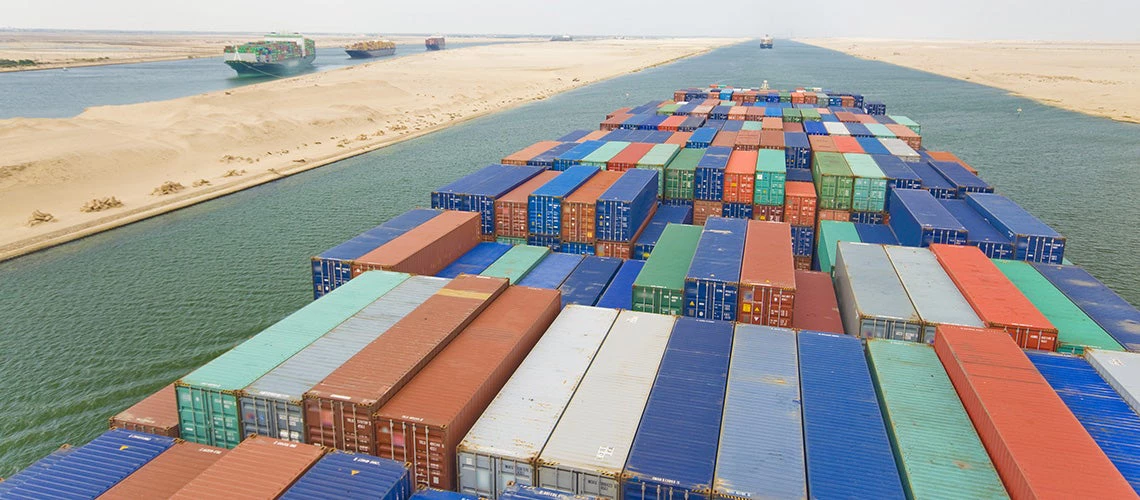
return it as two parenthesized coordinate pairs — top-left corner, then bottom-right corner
(783, 181), (817, 227)
(108, 383), (179, 437)
(170, 435), (326, 499)
(723, 150), (757, 204)
(352, 211), (481, 277)
(561, 171), (621, 243)
(791, 270), (843, 334)
(303, 275), (508, 454)
(693, 200), (722, 225)
(738, 221), (796, 327)
(101, 442), (228, 499)
(496, 171), (561, 239)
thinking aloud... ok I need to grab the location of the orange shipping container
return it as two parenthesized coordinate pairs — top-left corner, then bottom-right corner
(739, 221), (797, 326)
(794, 255), (811, 270)
(607, 107), (631, 119)
(808, 135), (838, 153)
(657, 114), (687, 132)
(578, 130), (608, 142)
(885, 124), (922, 149)
(600, 114), (630, 131)
(693, 200), (722, 225)
(502, 141), (560, 166)
(102, 442), (227, 499)
(831, 136), (864, 154)
(761, 117), (783, 131)
(783, 181), (818, 227)
(734, 130), (761, 151)
(853, 114), (877, 124)
(170, 436), (324, 499)
(607, 143), (656, 172)
(759, 130), (785, 151)
(927, 150), (975, 174)
(597, 203), (657, 259)
(817, 209), (850, 223)
(804, 94), (817, 105)
(711, 131), (738, 148)
(784, 122), (804, 133)
(744, 107), (765, 121)
(495, 171), (560, 239)
(692, 104), (714, 117)
(728, 106), (747, 120)
(108, 383), (179, 438)
(792, 270), (843, 333)
(723, 150), (758, 204)
(374, 287), (561, 490)
(791, 91), (805, 104)
(934, 325), (1135, 499)
(561, 171), (622, 243)
(834, 111), (858, 122)
(304, 275), (508, 454)
(700, 99), (720, 106)
(840, 96), (855, 107)
(930, 244), (1058, 350)
(665, 131), (692, 146)
(352, 211), (480, 277)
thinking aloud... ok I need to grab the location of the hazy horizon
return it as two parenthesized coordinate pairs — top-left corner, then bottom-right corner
(3, 0), (1137, 41)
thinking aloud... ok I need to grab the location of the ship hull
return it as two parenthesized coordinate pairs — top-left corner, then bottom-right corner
(425, 39), (445, 51)
(346, 47), (396, 58)
(225, 53), (316, 77)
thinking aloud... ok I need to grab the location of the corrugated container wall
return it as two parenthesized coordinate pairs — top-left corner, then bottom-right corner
(497, 171), (562, 239)
(888, 189), (968, 247)
(966, 192), (1065, 263)
(480, 245), (550, 284)
(529, 166), (598, 237)
(0, 430), (174, 498)
(684, 217), (747, 321)
(1087, 350), (1140, 415)
(282, 452), (413, 500)
(100, 442), (228, 499)
(516, 253), (583, 289)
(170, 436), (325, 499)
(633, 224), (702, 315)
(738, 221), (796, 327)
(352, 211), (481, 277)
(312, 208), (441, 298)
(109, 383), (179, 437)
(595, 260), (645, 310)
(791, 270), (843, 334)
(562, 171), (621, 244)
(559, 256), (622, 307)
(437, 243), (512, 278)
(884, 246), (984, 343)
(1033, 264), (1140, 351)
(833, 242), (923, 342)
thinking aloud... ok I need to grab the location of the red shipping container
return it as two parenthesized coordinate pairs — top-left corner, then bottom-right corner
(934, 325), (1135, 499)
(853, 114), (877, 124)
(759, 130), (785, 151)
(804, 94), (818, 105)
(885, 124), (923, 149)
(108, 383), (179, 438)
(783, 181), (818, 227)
(744, 107), (765, 121)
(170, 436), (324, 499)
(665, 131), (692, 146)
(502, 141), (560, 166)
(374, 286), (560, 490)
(561, 171), (621, 243)
(791, 92), (805, 104)
(352, 211), (480, 277)
(816, 107), (832, 115)
(673, 91), (686, 101)
(929, 244), (1059, 351)
(834, 111), (858, 123)
(103, 442), (227, 499)
(808, 135), (838, 153)
(840, 96), (855, 107)
(784, 122), (804, 133)
(700, 99), (720, 106)
(791, 270), (843, 334)
(734, 130), (761, 151)
(740, 90), (757, 104)
(693, 200), (722, 225)
(739, 221), (797, 326)
(794, 255), (811, 270)
(579, 130), (608, 142)
(831, 136), (864, 154)
(927, 150), (976, 174)
(723, 150), (758, 203)
(752, 204), (784, 222)
(728, 106), (747, 120)
(600, 114), (630, 131)
(303, 275), (508, 454)
(761, 117), (783, 131)
(817, 209), (851, 223)
(607, 143), (655, 172)
(607, 107), (631, 119)
(711, 131), (738, 148)
(597, 203), (657, 259)
(495, 171), (560, 239)
(657, 115), (687, 132)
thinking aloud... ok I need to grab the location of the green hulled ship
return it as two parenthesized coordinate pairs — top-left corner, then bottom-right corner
(223, 33), (316, 77)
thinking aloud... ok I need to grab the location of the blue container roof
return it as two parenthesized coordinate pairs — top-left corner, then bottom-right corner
(890, 189), (967, 230)
(622, 114), (652, 127)
(556, 140), (607, 163)
(436, 242), (513, 278)
(557, 130), (591, 142)
(1033, 264), (1140, 351)
(876, 115), (897, 124)
(0, 430), (175, 498)
(820, 114), (839, 122)
(412, 489), (479, 500)
(764, 107), (783, 117)
(966, 192), (1062, 237)
(469, 165), (544, 197)
(641, 115), (668, 128)
(516, 252), (584, 289)
(675, 103), (699, 114)
(500, 484), (596, 500)
(705, 119), (727, 129)
(803, 121), (828, 135)
(854, 223), (898, 245)
(629, 101), (663, 114)
(599, 168), (658, 202)
(282, 452), (410, 499)
(712, 105), (732, 114)
(686, 217), (747, 283)
(721, 120), (744, 132)
(636, 206), (694, 248)
(645, 130), (674, 143)
(602, 129), (631, 142)
(798, 331), (905, 498)
(595, 259), (645, 310)
(785, 168), (814, 183)
(938, 199), (1012, 246)
(907, 161), (956, 191)
(679, 115), (706, 127)
(845, 122), (872, 136)
(929, 161), (991, 190)
(855, 137), (891, 155)
(559, 256), (622, 307)
(530, 142), (578, 165)
(433, 164), (505, 195)
(870, 154), (922, 183)
(784, 132), (811, 148)
(689, 127), (718, 144)
(531, 165), (599, 198)
(317, 209), (441, 260)
(624, 317), (733, 491)
(697, 146), (733, 170)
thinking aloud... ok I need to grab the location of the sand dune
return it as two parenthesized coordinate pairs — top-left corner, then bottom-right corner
(798, 38), (1140, 124)
(0, 38), (741, 260)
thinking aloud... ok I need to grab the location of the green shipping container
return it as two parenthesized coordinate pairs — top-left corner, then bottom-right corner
(889, 115), (921, 134)
(664, 148), (702, 201)
(867, 340), (1009, 500)
(720, 100), (734, 106)
(657, 102), (681, 115)
(778, 91), (791, 103)
(637, 144), (681, 195)
(992, 260), (1124, 354)
(816, 220), (859, 274)
(812, 152), (854, 210)
(781, 108), (803, 123)
(863, 123), (896, 139)
(740, 121), (763, 131)
(800, 108), (822, 122)
(633, 224), (702, 315)
(480, 244), (549, 284)
(580, 141), (631, 169)
(844, 153), (888, 213)
(496, 236), (526, 245)
(176, 270), (409, 448)
(754, 149), (787, 206)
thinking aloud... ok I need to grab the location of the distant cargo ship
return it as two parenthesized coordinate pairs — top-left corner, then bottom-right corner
(223, 33), (315, 76)
(425, 35), (445, 51)
(760, 35), (774, 49)
(345, 39), (397, 58)
(551, 35), (573, 42)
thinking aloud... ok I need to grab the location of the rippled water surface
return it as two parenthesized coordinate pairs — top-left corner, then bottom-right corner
(2, 40), (1139, 475)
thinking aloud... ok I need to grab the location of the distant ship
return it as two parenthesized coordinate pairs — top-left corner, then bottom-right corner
(760, 35), (774, 49)
(346, 39), (397, 58)
(223, 33), (316, 76)
(551, 34), (573, 42)
(425, 35), (445, 51)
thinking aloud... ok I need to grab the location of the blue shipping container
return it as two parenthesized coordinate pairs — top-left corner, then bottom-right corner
(888, 189), (968, 247)
(714, 325), (805, 500)
(516, 252), (584, 289)
(0, 430), (175, 498)
(675, 103), (699, 116)
(638, 115), (668, 131)
(621, 114), (651, 130)
(784, 132), (812, 169)
(645, 130), (674, 143)
(529, 143), (578, 169)
(1033, 264), (1140, 351)
(527, 234), (561, 249)
(798, 331), (905, 499)
(804, 121), (828, 136)
(557, 130), (590, 142)
(559, 256), (623, 307)
(791, 224), (815, 257)
(435, 242), (513, 278)
(694, 146), (732, 201)
(678, 115), (706, 132)
(500, 484), (598, 500)
(710, 105), (731, 120)
(908, 161), (957, 199)
(938, 199), (1015, 259)
(528, 166), (598, 236)
(849, 211), (887, 225)
(601, 129), (631, 142)
(312, 208), (441, 299)
(595, 259), (645, 310)
(721, 202), (753, 219)
(466, 165), (544, 234)
(871, 155), (923, 190)
(431, 164), (505, 210)
(282, 452), (413, 500)
(845, 122), (873, 138)
(721, 120), (744, 132)
(559, 242), (595, 255)
(855, 137), (891, 156)
(687, 127), (718, 149)
(629, 101), (662, 114)
(854, 222), (898, 245)
(1027, 352), (1140, 494)
(684, 217), (747, 321)
(928, 161), (994, 198)
(411, 489), (479, 500)
(785, 167), (814, 183)
(624, 318), (733, 500)
(553, 141), (606, 171)
(596, 169), (659, 242)
(633, 205), (694, 260)
(966, 192), (1065, 264)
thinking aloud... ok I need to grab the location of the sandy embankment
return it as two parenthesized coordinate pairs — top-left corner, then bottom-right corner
(798, 38), (1140, 124)
(0, 38), (741, 260)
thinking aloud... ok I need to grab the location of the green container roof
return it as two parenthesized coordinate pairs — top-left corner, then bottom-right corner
(867, 340), (1009, 500)
(634, 224), (703, 290)
(665, 148), (704, 172)
(658, 103), (682, 114)
(180, 270), (409, 390)
(992, 260), (1124, 353)
(638, 144), (681, 168)
(817, 221), (859, 273)
(843, 153), (886, 179)
(800, 109), (822, 121)
(781, 108), (801, 117)
(580, 141), (631, 166)
(815, 152), (853, 177)
(757, 150), (787, 174)
(481, 245), (550, 284)
(741, 121), (763, 131)
(863, 123), (896, 138)
(889, 115), (919, 127)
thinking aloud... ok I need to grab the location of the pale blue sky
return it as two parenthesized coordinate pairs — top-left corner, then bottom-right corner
(3, 0), (1137, 40)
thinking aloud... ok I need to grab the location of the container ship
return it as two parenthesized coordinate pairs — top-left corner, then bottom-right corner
(345, 39), (397, 58)
(551, 34), (573, 42)
(222, 33), (315, 76)
(425, 35), (445, 51)
(6, 83), (1140, 500)
(760, 35), (774, 49)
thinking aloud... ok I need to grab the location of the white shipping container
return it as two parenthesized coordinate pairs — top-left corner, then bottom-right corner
(1086, 349), (1140, 415)
(880, 138), (920, 162)
(456, 306), (619, 499)
(823, 122), (850, 136)
(537, 311), (676, 500)
(834, 242), (923, 342)
(884, 246), (984, 343)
